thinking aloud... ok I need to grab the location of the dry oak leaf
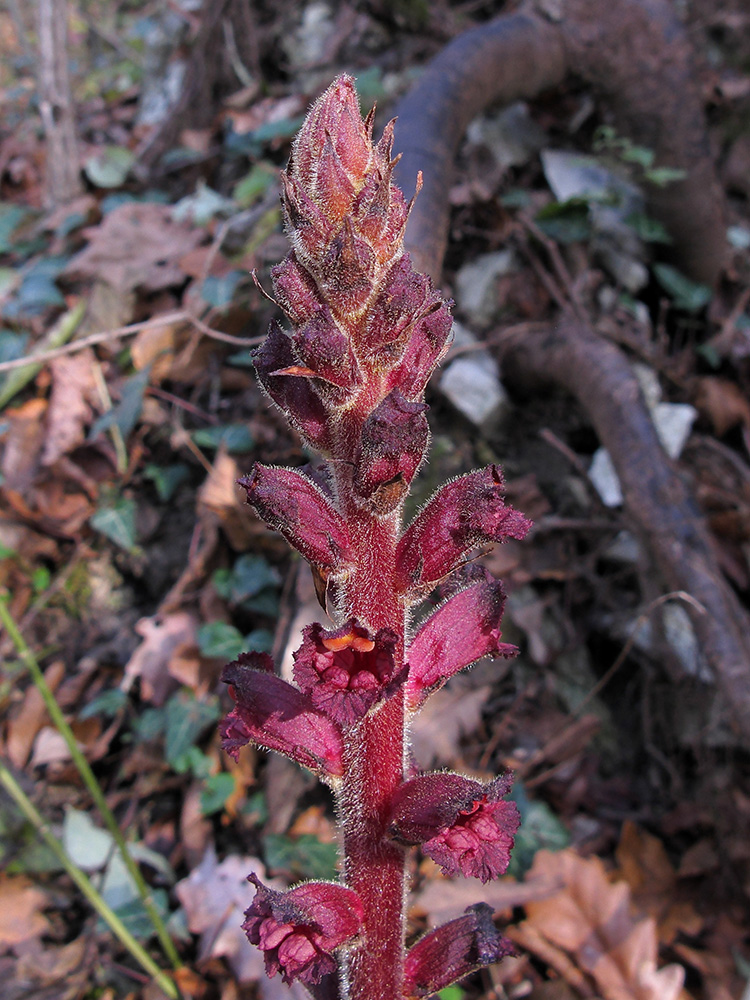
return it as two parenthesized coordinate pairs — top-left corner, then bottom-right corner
(614, 821), (702, 945)
(63, 202), (204, 296)
(41, 350), (98, 466)
(0, 874), (49, 948)
(520, 848), (685, 1000)
(123, 611), (198, 705)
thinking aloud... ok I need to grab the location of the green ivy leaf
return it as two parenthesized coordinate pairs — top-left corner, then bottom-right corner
(262, 833), (339, 880)
(90, 497), (138, 552)
(164, 691), (220, 767)
(89, 366), (150, 441)
(200, 773), (235, 816)
(201, 271), (246, 308)
(197, 621), (246, 660)
(644, 166), (687, 188)
(143, 462), (190, 501)
(232, 162), (277, 208)
(192, 423), (254, 453)
(79, 689), (128, 720)
(653, 263), (712, 313)
(535, 200), (591, 244)
(625, 212), (672, 245)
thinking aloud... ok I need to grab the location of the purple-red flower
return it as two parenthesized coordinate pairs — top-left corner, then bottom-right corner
(403, 903), (515, 998)
(293, 620), (402, 726)
(353, 389), (429, 514)
(388, 772), (519, 883)
(405, 570), (518, 708)
(396, 466), (531, 595)
(243, 873), (364, 986)
(221, 653), (344, 778)
(238, 463), (351, 572)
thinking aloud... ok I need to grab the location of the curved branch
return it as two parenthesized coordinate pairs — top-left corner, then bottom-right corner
(498, 318), (750, 745)
(393, 0), (726, 286)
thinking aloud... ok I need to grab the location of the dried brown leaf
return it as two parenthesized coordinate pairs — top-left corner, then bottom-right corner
(6, 660), (65, 768)
(615, 822), (702, 944)
(41, 350), (98, 466)
(520, 849), (686, 1000)
(0, 875), (49, 947)
(197, 449), (263, 552)
(694, 376), (750, 437)
(410, 681), (491, 768)
(64, 202), (203, 296)
(1, 399), (47, 491)
(123, 611), (198, 705)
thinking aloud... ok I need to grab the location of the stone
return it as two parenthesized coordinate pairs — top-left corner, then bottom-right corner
(454, 250), (517, 328)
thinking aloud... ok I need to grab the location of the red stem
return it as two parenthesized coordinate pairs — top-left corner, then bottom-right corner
(336, 473), (407, 1000)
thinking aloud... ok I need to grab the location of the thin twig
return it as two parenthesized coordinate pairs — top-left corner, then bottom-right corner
(0, 762), (179, 999)
(0, 595), (183, 973)
(0, 310), (264, 375)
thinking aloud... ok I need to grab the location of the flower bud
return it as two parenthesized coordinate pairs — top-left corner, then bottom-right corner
(238, 464), (351, 573)
(396, 466), (532, 594)
(354, 390), (429, 514)
(403, 903), (514, 998)
(406, 571), (517, 708)
(253, 323), (331, 451)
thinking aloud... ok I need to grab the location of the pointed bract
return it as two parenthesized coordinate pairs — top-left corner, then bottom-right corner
(221, 655), (344, 777)
(388, 772), (519, 883)
(254, 323), (331, 450)
(406, 571), (517, 708)
(403, 903), (515, 998)
(243, 873), (364, 986)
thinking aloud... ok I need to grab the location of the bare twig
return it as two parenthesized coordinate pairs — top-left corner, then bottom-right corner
(0, 310), (264, 376)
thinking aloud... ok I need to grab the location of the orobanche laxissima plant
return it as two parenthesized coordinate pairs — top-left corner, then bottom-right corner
(220, 75), (531, 1000)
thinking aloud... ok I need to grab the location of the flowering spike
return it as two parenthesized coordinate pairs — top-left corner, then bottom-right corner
(243, 873), (364, 987)
(222, 75), (527, 1000)
(238, 464), (351, 572)
(403, 903), (515, 999)
(406, 571), (517, 708)
(221, 655), (344, 778)
(293, 620), (404, 726)
(396, 466), (532, 595)
(388, 772), (519, 883)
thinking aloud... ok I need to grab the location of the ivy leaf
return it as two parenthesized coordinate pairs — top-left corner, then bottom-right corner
(653, 263), (712, 313)
(200, 773), (235, 816)
(164, 691), (221, 767)
(197, 621), (246, 660)
(191, 423), (254, 453)
(90, 497), (138, 552)
(143, 462), (190, 502)
(89, 367), (150, 441)
(201, 271), (245, 308)
(645, 166), (687, 188)
(262, 833), (339, 881)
